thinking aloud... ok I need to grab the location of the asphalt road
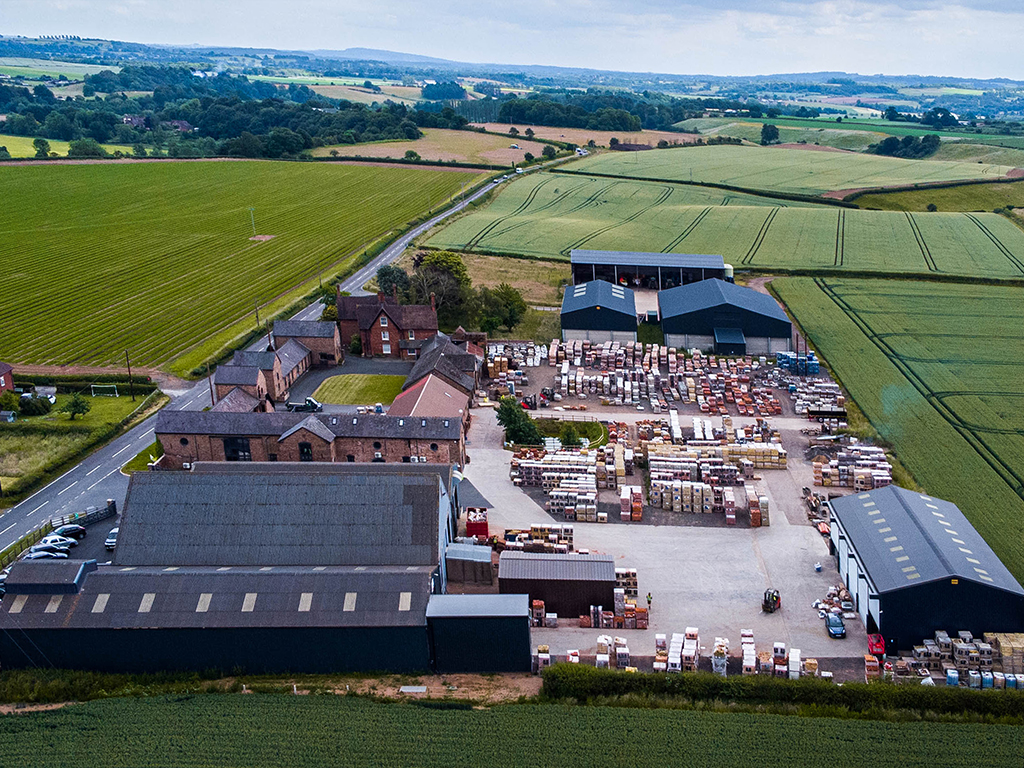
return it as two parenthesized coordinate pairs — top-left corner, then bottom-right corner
(0, 177), (497, 554)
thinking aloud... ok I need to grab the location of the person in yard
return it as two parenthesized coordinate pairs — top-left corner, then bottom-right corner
(647, 593), (652, 612)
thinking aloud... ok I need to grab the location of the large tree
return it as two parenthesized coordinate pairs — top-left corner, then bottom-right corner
(376, 264), (410, 300)
(409, 251), (473, 327)
(496, 396), (542, 445)
(32, 137), (51, 158)
(480, 282), (528, 332)
(760, 124), (780, 145)
(60, 393), (91, 421)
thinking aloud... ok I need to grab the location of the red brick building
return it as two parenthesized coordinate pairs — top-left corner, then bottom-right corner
(272, 320), (343, 367)
(337, 291), (438, 360)
(0, 362), (13, 393)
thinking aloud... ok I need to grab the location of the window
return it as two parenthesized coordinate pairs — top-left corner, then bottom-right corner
(179, 438), (189, 446)
(373, 441), (382, 450)
(320, 353), (334, 363)
(298, 442), (313, 462)
(408, 330), (415, 340)
(346, 454), (355, 462)
(430, 443), (438, 451)
(223, 437), (251, 462)
(381, 330), (389, 342)
(372, 452), (384, 463)
(380, 316), (388, 326)
(402, 456), (411, 463)
(382, 343), (391, 355)
(268, 453), (278, 462)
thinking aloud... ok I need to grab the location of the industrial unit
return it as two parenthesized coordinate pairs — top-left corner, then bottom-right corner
(570, 249), (728, 289)
(498, 551), (616, 618)
(658, 279), (792, 354)
(560, 280), (638, 343)
(829, 486), (1024, 651)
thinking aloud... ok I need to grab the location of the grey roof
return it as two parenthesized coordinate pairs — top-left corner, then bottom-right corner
(276, 338), (311, 376)
(114, 469), (446, 567)
(190, 461), (455, 492)
(232, 350), (277, 371)
(210, 387), (262, 413)
(0, 361), (12, 376)
(155, 410), (462, 441)
(714, 327), (746, 345)
(830, 485), (1024, 595)
(3, 560), (97, 595)
(273, 320), (338, 339)
(445, 543), (493, 564)
(498, 551), (616, 582)
(561, 280), (636, 316)
(457, 479), (492, 509)
(659, 279), (791, 324)
(405, 337), (476, 393)
(571, 249), (724, 270)
(279, 415), (335, 443)
(214, 365), (261, 387)
(426, 593), (529, 619)
(0, 565), (431, 629)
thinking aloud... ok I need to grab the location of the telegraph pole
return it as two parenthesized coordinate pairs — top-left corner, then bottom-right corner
(125, 349), (135, 402)
(206, 362), (216, 406)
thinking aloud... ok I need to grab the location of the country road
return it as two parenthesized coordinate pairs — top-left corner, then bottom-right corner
(0, 176), (498, 553)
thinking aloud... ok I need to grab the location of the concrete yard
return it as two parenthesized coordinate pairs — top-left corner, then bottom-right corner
(463, 406), (867, 664)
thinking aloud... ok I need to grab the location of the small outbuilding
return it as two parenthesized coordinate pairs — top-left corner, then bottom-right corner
(426, 594), (531, 673)
(560, 280), (637, 343)
(829, 485), (1024, 651)
(658, 279), (792, 354)
(498, 551), (616, 618)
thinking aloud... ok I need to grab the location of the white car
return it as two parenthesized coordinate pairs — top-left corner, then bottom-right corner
(40, 534), (78, 548)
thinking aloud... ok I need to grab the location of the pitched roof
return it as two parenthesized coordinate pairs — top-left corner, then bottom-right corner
(155, 410), (462, 441)
(498, 551), (616, 582)
(0, 361), (12, 377)
(388, 374), (468, 420)
(561, 280), (636, 316)
(214, 365), (262, 387)
(830, 485), (1024, 595)
(337, 294), (392, 322)
(457, 479), (492, 509)
(356, 302), (438, 332)
(0, 565), (432, 629)
(232, 350), (277, 371)
(276, 338), (311, 376)
(191, 460), (455, 492)
(279, 415), (335, 443)
(114, 469), (448, 567)
(404, 336), (477, 393)
(658, 279), (791, 324)
(210, 387), (262, 413)
(571, 249), (724, 270)
(273, 320), (337, 339)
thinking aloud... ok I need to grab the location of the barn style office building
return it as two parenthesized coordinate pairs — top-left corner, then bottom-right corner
(658, 279), (792, 355)
(829, 486), (1024, 651)
(570, 249), (728, 290)
(560, 280), (637, 343)
(0, 463), (531, 674)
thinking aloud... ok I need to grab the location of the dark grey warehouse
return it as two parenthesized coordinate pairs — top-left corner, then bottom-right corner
(570, 249), (728, 290)
(829, 485), (1024, 652)
(498, 551), (616, 618)
(560, 280), (637, 343)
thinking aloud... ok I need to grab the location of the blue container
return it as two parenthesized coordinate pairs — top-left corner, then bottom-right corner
(1007, 674), (1017, 689)
(982, 672), (994, 689)
(946, 669), (959, 687)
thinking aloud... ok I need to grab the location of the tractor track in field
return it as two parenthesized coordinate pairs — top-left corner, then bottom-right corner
(814, 277), (1024, 500)
(964, 213), (1024, 275)
(662, 206), (712, 253)
(904, 212), (938, 272)
(463, 175), (553, 250)
(480, 180), (619, 245)
(560, 185), (674, 256)
(834, 209), (846, 267)
(741, 207), (779, 264)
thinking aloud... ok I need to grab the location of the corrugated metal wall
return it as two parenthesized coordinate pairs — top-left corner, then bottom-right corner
(499, 578), (615, 618)
(428, 617), (531, 673)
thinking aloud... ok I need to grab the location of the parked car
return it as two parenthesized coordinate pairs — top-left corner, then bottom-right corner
(52, 524), (87, 540)
(825, 612), (847, 639)
(29, 543), (71, 555)
(286, 397), (322, 413)
(24, 551), (68, 560)
(105, 527), (119, 551)
(40, 534), (78, 548)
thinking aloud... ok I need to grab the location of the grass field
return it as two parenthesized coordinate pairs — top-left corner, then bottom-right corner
(674, 119), (883, 152)
(564, 144), (1018, 196)
(1, 694), (1021, 767)
(308, 84), (420, 106)
(425, 171), (1024, 278)
(314, 127), (549, 165)
(929, 143), (1024, 168)
(312, 374), (406, 405)
(0, 135), (132, 158)
(856, 180), (1024, 212)
(471, 123), (699, 149)
(775, 277), (1024, 580)
(0, 161), (480, 369)
(0, 56), (118, 78)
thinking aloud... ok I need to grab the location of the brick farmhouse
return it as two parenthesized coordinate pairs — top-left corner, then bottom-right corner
(337, 291), (438, 360)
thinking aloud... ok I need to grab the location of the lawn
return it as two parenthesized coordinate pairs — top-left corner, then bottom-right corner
(425, 171), (1024, 279)
(1, 694), (1021, 767)
(774, 277), (1024, 581)
(564, 144), (1018, 197)
(488, 307), (561, 344)
(0, 161), (481, 369)
(314, 127), (549, 166)
(0, 134), (132, 158)
(122, 440), (164, 474)
(308, 84), (420, 106)
(855, 180), (1024, 212)
(313, 374), (407, 405)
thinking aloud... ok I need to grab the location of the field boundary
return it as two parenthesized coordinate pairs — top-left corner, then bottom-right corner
(846, 175), (1024, 205)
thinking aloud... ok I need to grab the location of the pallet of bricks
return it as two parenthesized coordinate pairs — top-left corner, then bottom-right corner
(595, 635), (635, 671)
(986, 633), (1024, 689)
(661, 628), (700, 673)
(619, 486), (643, 521)
(594, 442), (628, 491)
(530, 600), (560, 630)
(812, 443), (892, 490)
(581, 587), (647, 630)
(503, 524), (574, 553)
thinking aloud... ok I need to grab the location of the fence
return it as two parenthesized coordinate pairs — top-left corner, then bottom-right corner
(0, 522), (54, 570)
(50, 499), (117, 529)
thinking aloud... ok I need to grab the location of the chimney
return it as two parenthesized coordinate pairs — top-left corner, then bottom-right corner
(392, 284), (399, 304)
(430, 292), (436, 311)
(377, 290), (385, 304)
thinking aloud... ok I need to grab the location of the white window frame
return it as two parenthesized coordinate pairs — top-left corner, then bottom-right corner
(380, 316), (388, 326)
(381, 330), (389, 342)
(382, 343), (392, 355)
(408, 330), (415, 340)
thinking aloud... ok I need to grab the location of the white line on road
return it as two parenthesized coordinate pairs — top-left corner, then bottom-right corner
(86, 465), (102, 476)
(113, 444), (133, 457)
(57, 482), (78, 495)
(87, 468), (120, 490)
(31, 502), (48, 514)
(0, 523), (16, 536)
(138, 428), (154, 440)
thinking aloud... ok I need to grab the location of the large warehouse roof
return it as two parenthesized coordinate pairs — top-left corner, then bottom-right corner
(156, 410), (462, 441)
(571, 250), (724, 270)
(498, 551), (615, 581)
(561, 280), (636, 316)
(830, 486), (1024, 595)
(659, 279), (790, 323)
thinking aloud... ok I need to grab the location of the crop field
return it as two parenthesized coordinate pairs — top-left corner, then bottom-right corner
(563, 144), (1019, 197)
(0, 161), (480, 368)
(674, 119), (883, 152)
(0, 135), (132, 158)
(425, 172), (1024, 278)
(314, 127), (549, 165)
(2, 694), (1021, 767)
(471, 123), (699, 149)
(312, 374), (406, 405)
(856, 180), (1024, 212)
(775, 277), (1024, 579)
(0, 56), (118, 78)
(307, 84), (420, 106)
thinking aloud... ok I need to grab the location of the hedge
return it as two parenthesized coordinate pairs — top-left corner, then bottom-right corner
(14, 373), (157, 394)
(541, 664), (1024, 719)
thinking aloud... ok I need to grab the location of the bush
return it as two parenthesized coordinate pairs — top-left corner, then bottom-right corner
(18, 396), (52, 417)
(349, 336), (362, 355)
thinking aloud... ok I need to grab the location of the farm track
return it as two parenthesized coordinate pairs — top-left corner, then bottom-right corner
(814, 278), (1024, 500)
(904, 212), (938, 272)
(741, 207), (780, 264)
(662, 206), (712, 252)
(964, 213), (1024, 275)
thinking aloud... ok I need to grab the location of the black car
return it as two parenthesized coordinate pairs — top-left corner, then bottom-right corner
(29, 543), (71, 555)
(52, 524), (87, 540)
(825, 613), (847, 639)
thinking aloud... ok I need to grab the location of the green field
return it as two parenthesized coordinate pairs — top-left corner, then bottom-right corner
(312, 374), (406, 405)
(0, 56), (118, 79)
(426, 172), (1024, 278)
(675, 119), (884, 151)
(856, 181), (1024, 212)
(0, 162), (480, 369)
(0, 134), (132, 158)
(563, 145), (1017, 197)
(2, 694), (1021, 767)
(775, 277), (1024, 580)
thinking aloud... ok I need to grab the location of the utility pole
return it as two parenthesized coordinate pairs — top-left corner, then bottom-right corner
(206, 362), (216, 406)
(249, 207), (256, 237)
(125, 349), (135, 402)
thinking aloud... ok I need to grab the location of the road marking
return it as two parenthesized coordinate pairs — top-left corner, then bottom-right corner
(138, 428), (154, 440)
(0, 523), (16, 536)
(87, 468), (120, 490)
(57, 482), (78, 495)
(30, 502), (48, 514)
(113, 444), (133, 457)
(86, 465), (102, 476)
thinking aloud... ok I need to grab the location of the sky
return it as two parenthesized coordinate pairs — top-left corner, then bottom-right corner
(3, 0), (1024, 80)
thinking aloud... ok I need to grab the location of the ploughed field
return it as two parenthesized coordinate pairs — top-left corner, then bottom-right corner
(1, 694), (1021, 767)
(0, 161), (480, 368)
(775, 277), (1024, 581)
(426, 171), (1024, 279)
